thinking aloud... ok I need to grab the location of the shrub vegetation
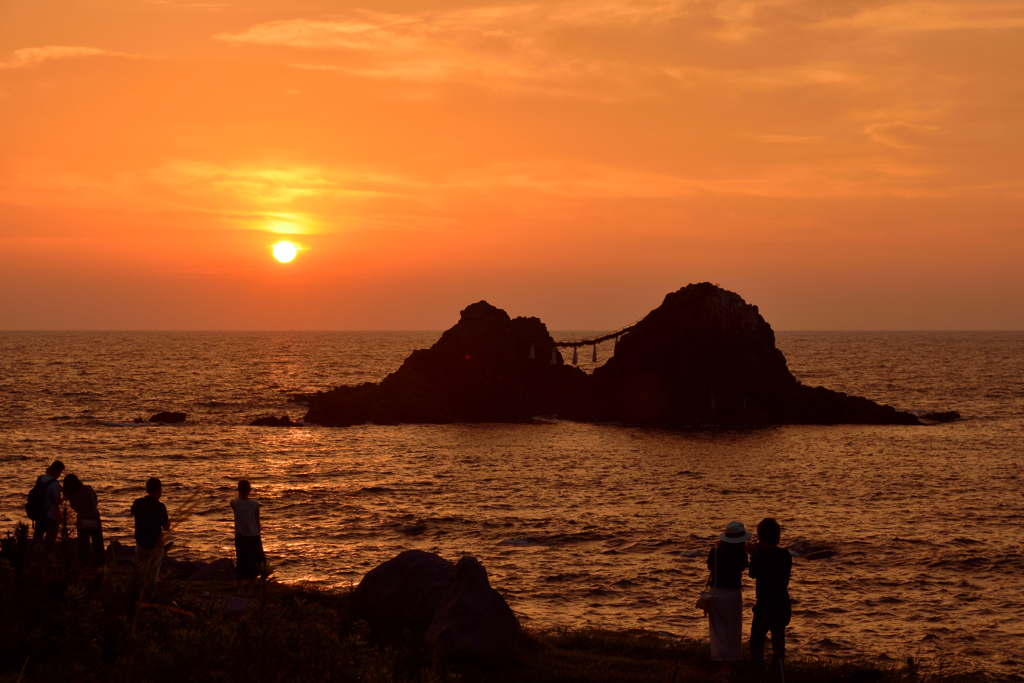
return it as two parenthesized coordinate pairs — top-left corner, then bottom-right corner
(0, 523), (993, 683)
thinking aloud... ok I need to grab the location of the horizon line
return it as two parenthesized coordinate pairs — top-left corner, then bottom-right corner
(1, 328), (1022, 334)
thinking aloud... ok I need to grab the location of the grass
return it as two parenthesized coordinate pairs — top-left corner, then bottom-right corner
(0, 522), (1000, 683)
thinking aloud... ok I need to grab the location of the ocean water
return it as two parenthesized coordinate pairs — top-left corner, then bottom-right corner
(1, 330), (1022, 676)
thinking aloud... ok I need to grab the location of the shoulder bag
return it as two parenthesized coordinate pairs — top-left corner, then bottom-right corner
(696, 546), (718, 613)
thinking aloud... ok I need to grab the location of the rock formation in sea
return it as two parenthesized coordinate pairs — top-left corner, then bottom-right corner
(590, 282), (919, 425)
(302, 301), (592, 426)
(302, 283), (921, 427)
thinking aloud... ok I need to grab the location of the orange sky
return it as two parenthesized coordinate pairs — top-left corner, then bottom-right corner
(1, 0), (1022, 330)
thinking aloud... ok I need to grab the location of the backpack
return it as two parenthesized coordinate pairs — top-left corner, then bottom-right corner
(25, 476), (52, 522)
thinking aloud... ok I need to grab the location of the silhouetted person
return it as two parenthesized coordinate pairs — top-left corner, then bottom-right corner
(31, 460), (65, 552)
(62, 473), (105, 567)
(707, 520), (752, 677)
(746, 517), (792, 672)
(231, 479), (266, 592)
(131, 477), (170, 577)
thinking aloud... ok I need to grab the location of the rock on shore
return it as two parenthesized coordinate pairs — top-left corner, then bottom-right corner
(353, 549), (454, 637)
(106, 542), (236, 580)
(302, 283), (922, 427)
(354, 550), (521, 664)
(425, 556), (521, 663)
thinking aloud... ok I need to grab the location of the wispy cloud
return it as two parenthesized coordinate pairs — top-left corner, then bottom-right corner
(864, 121), (944, 152)
(149, 161), (417, 206)
(818, 1), (1024, 33)
(759, 135), (825, 145)
(0, 45), (146, 69)
(211, 0), (1024, 94)
(213, 4), (697, 91)
(143, 0), (226, 8)
(215, 15), (421, 50)
(436, 160), (949, 200)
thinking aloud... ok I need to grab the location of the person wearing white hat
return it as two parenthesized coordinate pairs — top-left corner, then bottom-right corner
(706, 520), (752, 678)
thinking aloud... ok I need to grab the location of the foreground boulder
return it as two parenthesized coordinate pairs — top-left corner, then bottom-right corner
(303, 284), (925, 427)
(353, 550), (455, 637)
(188, 558), (236, 581)
(424, 556), (521, 663)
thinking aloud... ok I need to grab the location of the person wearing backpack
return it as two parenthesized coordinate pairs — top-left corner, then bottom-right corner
(28, 460), (65, 552)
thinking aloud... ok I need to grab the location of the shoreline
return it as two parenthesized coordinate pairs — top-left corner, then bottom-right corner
(0, 532), (1003, 683)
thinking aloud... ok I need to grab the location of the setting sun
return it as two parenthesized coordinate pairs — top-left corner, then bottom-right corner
(272, 241), (297, 263)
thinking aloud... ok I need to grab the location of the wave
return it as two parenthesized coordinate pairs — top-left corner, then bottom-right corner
(499, 531), (605, 547)
(543, 572), (591, 582)
(99, 421), (159, 428)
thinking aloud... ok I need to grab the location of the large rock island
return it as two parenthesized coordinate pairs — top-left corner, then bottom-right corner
(302, 283), (920, 427)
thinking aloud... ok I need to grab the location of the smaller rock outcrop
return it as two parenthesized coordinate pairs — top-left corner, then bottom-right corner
(146, 411), (187, 424)
(353, 550), (455, 637)
(160, 557), (204, 579)
(920, 410), (960, 423)
(188, 558), (236, 581)
(424, 556), (522, 663)
(788, 540), (838, 560)
(105, 542), (237, 580)
(250, 415), (302, 427)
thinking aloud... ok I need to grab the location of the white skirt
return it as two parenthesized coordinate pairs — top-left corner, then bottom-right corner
(708, 588), (743, 661)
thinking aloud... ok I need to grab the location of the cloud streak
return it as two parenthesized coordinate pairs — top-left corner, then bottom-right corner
(0, 45), (147, 69)
(213, 0), (1024, 88)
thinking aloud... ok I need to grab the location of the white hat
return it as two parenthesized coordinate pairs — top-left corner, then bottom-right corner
(720, 521), (753, 544)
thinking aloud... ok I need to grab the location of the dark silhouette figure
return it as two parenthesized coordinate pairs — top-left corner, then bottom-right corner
(62, 473), (105, 567)
(230, 479), (265, 592)
(746, 517), (792, 676)
(131, 477), (170, 577)
(707, 521), (752, 678)
(30, 460), (65, 552)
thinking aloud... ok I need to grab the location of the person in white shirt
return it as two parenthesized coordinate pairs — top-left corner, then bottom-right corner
(230, 479), (266, 592)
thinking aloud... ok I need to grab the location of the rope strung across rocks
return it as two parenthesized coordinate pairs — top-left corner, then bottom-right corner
(551, 319), (642, 348)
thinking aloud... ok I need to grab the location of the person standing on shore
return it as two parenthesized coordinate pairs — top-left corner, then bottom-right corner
(707, 520), (752, 679)
(29, 460), (65, 552)
(131, 477), (170, 578)
(62, 473), (105, 567)
(230, 479), (265, 592)
(746, 518), (792, 673)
